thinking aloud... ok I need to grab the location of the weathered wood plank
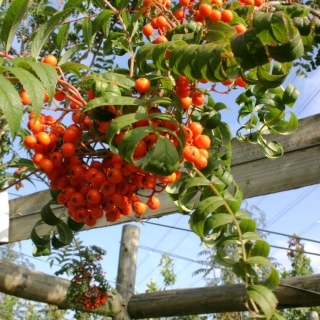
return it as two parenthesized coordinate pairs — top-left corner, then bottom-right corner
(0, 260), (122, 315)
(128, 274), (320, 318)
(7, 114), (320, 243)
(1, 259), (319, 317)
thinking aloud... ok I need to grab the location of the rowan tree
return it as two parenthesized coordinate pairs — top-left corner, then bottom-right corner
(1, 0), (320, 317)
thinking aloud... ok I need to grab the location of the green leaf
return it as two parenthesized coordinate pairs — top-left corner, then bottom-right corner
(267, 35), (304, 62)
(246, 256), (275, 268)
(270, 11), (293, 44)
(30, 8), (74, 58)
(88, 72), (136, 90)
(204, 22), (236, 41)
(0, 75), (23, 136)
(82, 18), (93, 51)
(67, 217), (85, 232)
(50, 189), (62, 202)
(263, 266), (280, 290)
(190, 197), (225, 238)
(58, 62), (91, 77)
(214, 247), (237, 267)
(18, 61), (57, 103)
(92, 10), (114, 35)
(56, 24), (70, 54)
(242, 231), (263, 241)
(116, 0), (130, 11)
(250, 240), (270, 258)
(282, 83), (300, 107)
(208, 213), (234, 228)
(51, 234), (68, 249)
(84, 96), (142, 113)
(105, 113), (147, 152)
(257, 62), (291, 88)
(240, 218), (256, 233)
(6, 66), (45, 119)
(140, 134), (181, 176)
(56, 221), (73, 245)
(31, 220), (51, 246)
(40, 201), (61, 226)
(0, 0), (29, 53)
(118, 126), (153, 162)
(246, 285), (278, 319)
(33, 242), (51, 256)
(58, 44), (87, 66)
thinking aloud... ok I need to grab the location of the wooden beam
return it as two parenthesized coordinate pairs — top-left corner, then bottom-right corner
(0, 260), (122, 315)
(128, 274), (320, 318)
(7, 114), (320, 242)
(115, 225), (140, 320)
(1, 259), (319, 317)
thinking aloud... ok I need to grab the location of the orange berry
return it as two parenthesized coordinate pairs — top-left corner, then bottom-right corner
(42, 54), (58, 67)
(135, 78), (151, 93)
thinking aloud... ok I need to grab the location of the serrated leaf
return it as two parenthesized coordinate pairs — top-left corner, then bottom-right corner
(41, 201), (61, 226)
(246, 285), (278, 319)
(204, 22), (236, 41)
(88, 72), (136, 90)
(84, 96), (142, 113)
(18, 61), (57, 103)
(30, 8), (74, 58)
(56, 221), (73, 245)
(56, 24), (70, 54)
(92, 9), (114, 35)
(6, 66), (45, 119)
(59, 62), (91, 77)
(0, 0), (29, 53)
(0, 75), (23, 136)
(82, 18), (93, 51)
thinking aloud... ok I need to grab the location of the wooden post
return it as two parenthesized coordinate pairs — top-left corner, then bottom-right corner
(0, 260), (122, 315)
(308, 311), (319, 320)
(115, 224), (140, 320)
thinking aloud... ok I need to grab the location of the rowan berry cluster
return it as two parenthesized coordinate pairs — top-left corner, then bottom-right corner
(140, 0), (265, 44)
(77, 285), (108, 310)
(61, 246), (110, 314)
(22, 52), (215, 228)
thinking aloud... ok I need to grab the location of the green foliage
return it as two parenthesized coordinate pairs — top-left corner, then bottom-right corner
(275, 235), (320, 320)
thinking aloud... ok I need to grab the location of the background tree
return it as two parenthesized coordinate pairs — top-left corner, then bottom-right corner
(276, 235), (320, 320)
